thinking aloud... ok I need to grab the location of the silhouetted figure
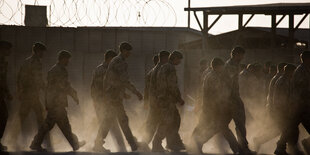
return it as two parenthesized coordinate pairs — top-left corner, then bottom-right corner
(0, 41), (12, 152)
(142, 51), (170, 146)
(30, 50), (86, 152)
(16, 42), (51, 148)
(275, 51), (310, 155)
(225, 47), (255, 154)
(100, 42), (143, 152)
(143, 54), (159, 110)
(191, 58), (240, 154)
(152, 51), (185, 152)
(253, 62), (287, 151)
(91, 50), (126, 152)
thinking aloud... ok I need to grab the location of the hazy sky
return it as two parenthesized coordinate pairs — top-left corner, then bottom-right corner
(1, 0), (309, 34)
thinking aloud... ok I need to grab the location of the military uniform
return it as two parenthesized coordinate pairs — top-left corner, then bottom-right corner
(99, 54), (141, 151)
(142, 63), (162, 144)
(225, 58), (249, 149)
(0, 58), (9, 147)
(276, 64), (310, 152)
(91, 62), (126, 151)
(191, 70), (240, 154)
(17, 55), (46, 132)
(31, 63), (80, 150)
(152, 62), (184, 151)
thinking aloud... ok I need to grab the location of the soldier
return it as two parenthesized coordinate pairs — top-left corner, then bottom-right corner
(142, 51), (170, 146)
(0, 41), (12, 151)
(152, 51), (185, 152)
(30, 50), (85, 152)
(191, 58), (240, 154)
(275, 51), (310, 155)
(143, 54), (159, 109)
(99, 42), (143, 152)
(16, 42), (51, 146)
(253, 63), (287, 151)
(91, 50), (126, 152)
(266, 63), (287, 107)
(225, 47), (255, 154)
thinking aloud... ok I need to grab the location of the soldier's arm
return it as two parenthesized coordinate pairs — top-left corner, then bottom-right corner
(117, 62), (142, 100)
(166, 68), (183, 104)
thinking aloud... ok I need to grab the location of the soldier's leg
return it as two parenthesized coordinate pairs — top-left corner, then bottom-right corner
(18, 99), (31, 135)
(55, 108), (80, 150)
(142, 106), (160, 144)
(33, 98), (44, 125)
(152, 106), (174, 152)
(222, 127), (241, 154)
(116, 105), (137, 151)
(275, 119), (300, 155)
(166, 107), (185, 151)
(110, 118), (127, 152)
(232, 100), (249, 148)
(94, 111), (113, 151)
(191, 122), (218, 154)
(33, 99), (52, 149)
(0, 100), (8, 151)
(30, 110), (56, 150)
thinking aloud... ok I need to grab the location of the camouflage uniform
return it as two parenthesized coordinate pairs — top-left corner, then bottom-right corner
(192, 70), (240, 153)
(100, 54), (141, 151)
(17, 55), (46, 131)
(0, 57), (9, 142)
(31, 63), (80, 150)
(91, 62), (126, 151)
(152, 62), (184, 151)
(142, 63), (162, 144)
(225, 58), (249, 149)
(276, 64), (310, 152)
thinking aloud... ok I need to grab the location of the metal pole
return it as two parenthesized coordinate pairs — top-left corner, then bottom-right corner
(188, 0), (191, 28)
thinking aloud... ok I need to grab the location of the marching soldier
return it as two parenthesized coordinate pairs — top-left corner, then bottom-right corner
(142, 51), (170, 145)
(91, 50), (126, 152)
(16, 42), (51, 147)
(275, 51), (310, 155)
(98, 42), (143, 152)
(152, 51), (185, 152)
(225, 47), (255, 154)
(30, 50), (85, 152)
(191, 58), (241, 154)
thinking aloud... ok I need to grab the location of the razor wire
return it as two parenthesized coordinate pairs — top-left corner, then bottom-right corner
(0, 0), (177, 27)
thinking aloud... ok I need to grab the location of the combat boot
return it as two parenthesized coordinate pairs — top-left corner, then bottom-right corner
(72, 140), (86, 151)
(30, 143), (47, 152)
(0, 143), (7, 152)
(302, 138), (310, 155)
(275, 148), (289, 155)
(93, 145), (111, 153)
